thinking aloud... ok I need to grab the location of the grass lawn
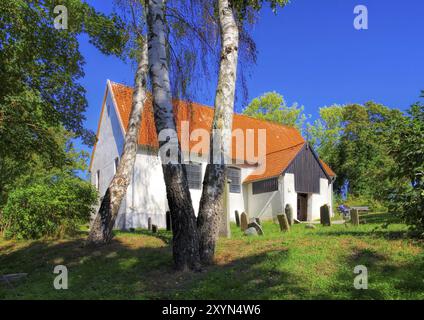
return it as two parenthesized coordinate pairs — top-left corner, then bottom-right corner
(0, 212), (423, 299)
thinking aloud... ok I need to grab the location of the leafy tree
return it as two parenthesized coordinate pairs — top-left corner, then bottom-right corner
(307, 102), (404, 205)
(0, 170), (97, 239)
(0, 131), (97, 239)
(387, 101), (424, 236)
(0, 0), (128, 207)
(243, 91), (307, 132)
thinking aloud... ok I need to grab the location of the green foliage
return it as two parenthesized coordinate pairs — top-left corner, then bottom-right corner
(243, 91), (308, 132)
(0, 0), (128, 210)
(306, 104), (344, 169)
(387, 102), (424, 236)
(0, 171), (97, 240)
(0, 0), (128, 144)
(308, 102), (404, 204)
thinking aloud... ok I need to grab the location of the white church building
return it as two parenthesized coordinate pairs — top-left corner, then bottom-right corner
(89, 81), (336, 229)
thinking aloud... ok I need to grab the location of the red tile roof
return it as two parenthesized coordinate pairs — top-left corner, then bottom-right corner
(90, 81), (335, 182)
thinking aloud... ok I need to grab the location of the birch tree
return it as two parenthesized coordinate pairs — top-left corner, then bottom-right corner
(197, 0), (239, 265)
(146, 0), (201, 271)
(88, 38), (149, 244)
(197, 0), (289, 264)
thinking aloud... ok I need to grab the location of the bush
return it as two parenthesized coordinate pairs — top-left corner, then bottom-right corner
(0, 172), (97, 239)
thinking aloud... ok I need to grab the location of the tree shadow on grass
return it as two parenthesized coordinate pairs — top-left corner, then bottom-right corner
(0, 235), (306, 300)
(322, 246), (424, 299)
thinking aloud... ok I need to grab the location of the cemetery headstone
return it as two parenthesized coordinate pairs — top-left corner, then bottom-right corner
(351, 209), (360, 226)
(235, 210), (240, 227)
(247, 221), (264, 235)
(244, 227), (258, 236)
(148, 217), (152, 231)
(152, 224), (158, 233)
(240, 212), (248, 231)
(320, 204), (331, 226)
(285, 204), (294, 226)
(277, 213), (290, 232)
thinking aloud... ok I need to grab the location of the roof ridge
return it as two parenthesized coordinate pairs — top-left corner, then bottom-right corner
(109, 80), (304, 133)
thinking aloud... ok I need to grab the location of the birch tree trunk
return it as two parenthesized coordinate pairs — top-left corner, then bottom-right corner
(197, 0), (239, 265)
(87, 39), (148, 245)
(147, 0), (201, 271)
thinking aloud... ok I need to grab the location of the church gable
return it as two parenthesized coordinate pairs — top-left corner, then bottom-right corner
(285, 144), (329, 194)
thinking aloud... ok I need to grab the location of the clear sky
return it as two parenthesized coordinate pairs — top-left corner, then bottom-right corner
(77, 0), (424, 161)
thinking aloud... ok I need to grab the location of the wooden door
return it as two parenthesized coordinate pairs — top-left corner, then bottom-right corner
(297, 193), (308, 221)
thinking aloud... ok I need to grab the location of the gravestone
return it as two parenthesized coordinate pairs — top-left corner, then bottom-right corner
(244, 227), (258, 236)
(166, 211), (172, 231)
(320, 204), (331, 226)
(240, 212), (248, 231)
(152, 224), (158, 233)
(285, 204), (294, 226)
(247, 221), (264, 235)
(277, 213), (290, 232)
(351, 209), (360, 226)
(219, 179), (231, 238)
(235, 210), (240, 227)
(147, 217), (152, 231)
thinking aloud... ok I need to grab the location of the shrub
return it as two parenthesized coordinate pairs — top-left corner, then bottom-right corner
(0, 172), (97, 239)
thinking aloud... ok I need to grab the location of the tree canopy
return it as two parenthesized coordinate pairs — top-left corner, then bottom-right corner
(243, 91), (308, 132)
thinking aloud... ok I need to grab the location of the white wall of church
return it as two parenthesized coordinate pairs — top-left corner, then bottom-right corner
(116, 148), (249, 229)
(281, 173), (297, 220)
(90, 88), (127, 223)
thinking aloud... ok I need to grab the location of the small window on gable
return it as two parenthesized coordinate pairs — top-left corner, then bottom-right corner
(114, 157), (119, 174)
(186, 162), (202, 190)
(252, 177), (278, 195)
(96, 170), (100, 191)
(227, 167), (241, 193)
(107, 104), (111, 115)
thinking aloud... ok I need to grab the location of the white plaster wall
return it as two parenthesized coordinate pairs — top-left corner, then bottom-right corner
(117, 148), (168, 229)
(246, 181), (282, 221)
(118, 149), (250, 229)
(281, 173), (297, 220)
(90, 92), (124, 196)
(310, 178), (332, 220)
(90, 90), (127, 224)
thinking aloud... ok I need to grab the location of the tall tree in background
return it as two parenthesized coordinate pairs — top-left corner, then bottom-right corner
(387, 98), (424, 236)
(147, 0), (201, 271)
(308, 102), (404, 202)
(243, 91), (307, 132)
(0, 0), (127, 207)
(306, 104), (344, 179)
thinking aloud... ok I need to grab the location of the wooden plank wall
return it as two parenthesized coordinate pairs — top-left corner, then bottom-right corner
(285, 144), (328, 194)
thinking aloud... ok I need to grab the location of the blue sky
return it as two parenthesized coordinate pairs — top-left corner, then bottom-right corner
(77, 0), (424, 163)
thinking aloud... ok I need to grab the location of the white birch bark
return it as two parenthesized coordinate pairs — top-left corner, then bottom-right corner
(197, 0), (239, 264)
(87, 38), (149, 244)
(147, 0), (201, 271)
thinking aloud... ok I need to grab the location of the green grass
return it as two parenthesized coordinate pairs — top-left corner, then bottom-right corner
(0, 212), (423, 299)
